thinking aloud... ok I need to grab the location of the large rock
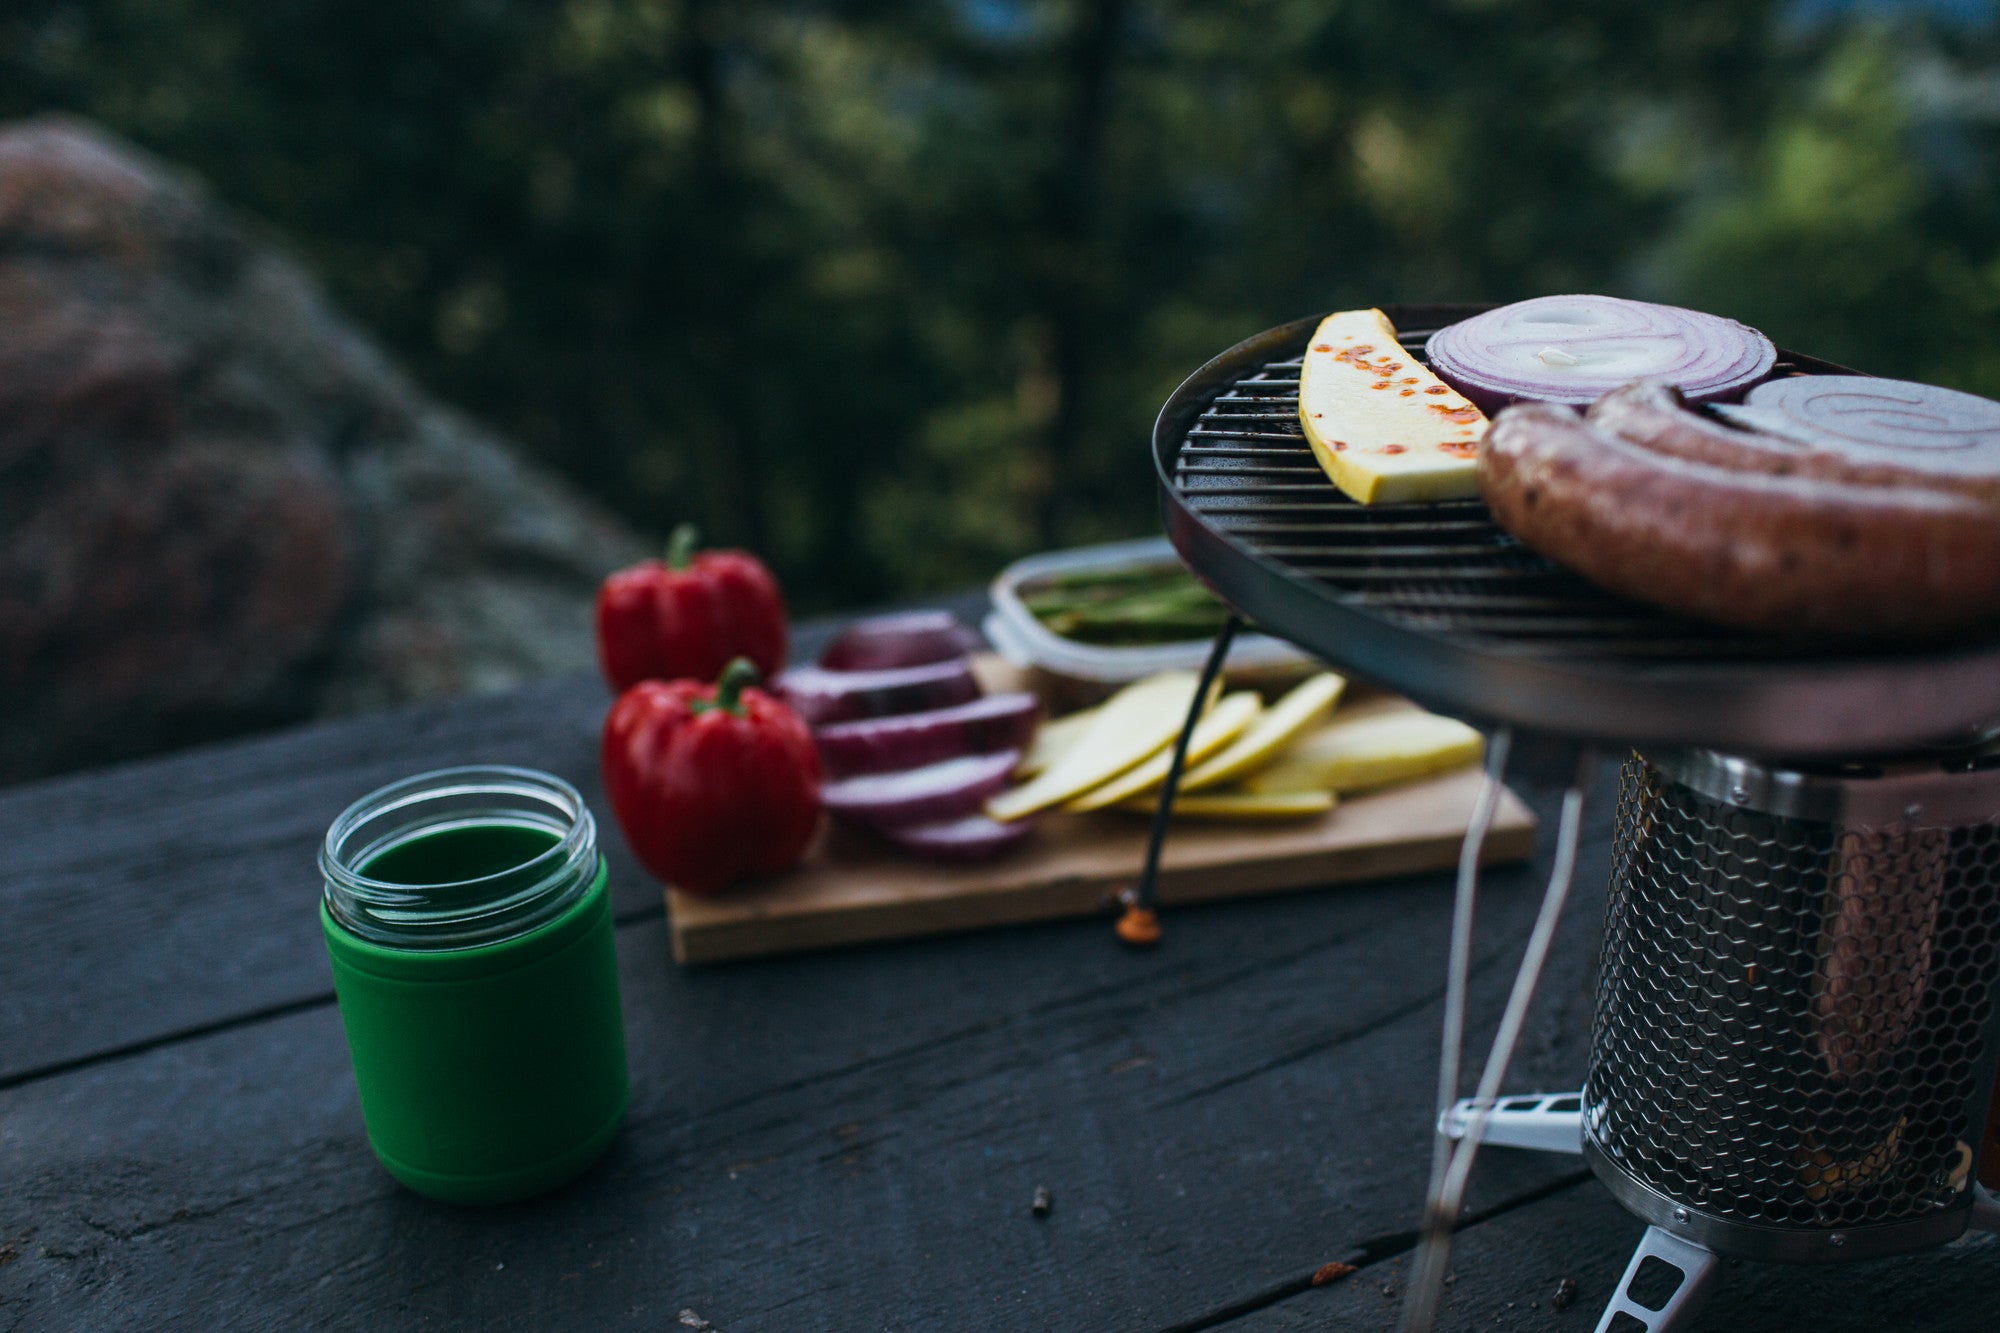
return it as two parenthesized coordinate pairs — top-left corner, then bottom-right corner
(0, 117), (645, 784)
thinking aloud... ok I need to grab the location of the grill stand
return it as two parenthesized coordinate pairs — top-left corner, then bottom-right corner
(1151, 305), (2000, 1331)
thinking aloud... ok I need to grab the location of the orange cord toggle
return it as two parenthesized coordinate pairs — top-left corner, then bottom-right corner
(1115, 902), (1162, 948)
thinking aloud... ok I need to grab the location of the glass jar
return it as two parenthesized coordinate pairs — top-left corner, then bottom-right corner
(320, 766), (628, 1204)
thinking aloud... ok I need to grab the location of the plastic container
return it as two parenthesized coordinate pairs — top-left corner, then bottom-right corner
(320, 766), (629, 1205)
(985, 538), (1313, 691)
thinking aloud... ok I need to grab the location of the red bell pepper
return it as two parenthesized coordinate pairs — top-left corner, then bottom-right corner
(595, 524), (788, 690)
(601, 658), (822, 894)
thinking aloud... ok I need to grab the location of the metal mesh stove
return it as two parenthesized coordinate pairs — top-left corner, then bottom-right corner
(1148, 304), (2000, 1332)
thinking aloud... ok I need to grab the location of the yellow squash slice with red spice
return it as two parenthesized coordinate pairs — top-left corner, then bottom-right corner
(1298, 309), (1488, 504)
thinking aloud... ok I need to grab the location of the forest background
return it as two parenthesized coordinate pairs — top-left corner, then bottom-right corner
(8, 0), (1999, 614)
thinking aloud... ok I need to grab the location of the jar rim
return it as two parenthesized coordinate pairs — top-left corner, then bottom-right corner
(321, 765), (599, 950)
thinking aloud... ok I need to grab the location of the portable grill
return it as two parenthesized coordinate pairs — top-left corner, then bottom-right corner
(1146, 304), (2000, 1332)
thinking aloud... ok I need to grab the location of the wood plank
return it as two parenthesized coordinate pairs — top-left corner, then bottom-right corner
(1219, 1175), (2000, 1331)
(0, 669), (621, 1086)
(668, 769), (1535, 963)
(0, 601), (912, 1084)
(0, 773), (1613, 1331)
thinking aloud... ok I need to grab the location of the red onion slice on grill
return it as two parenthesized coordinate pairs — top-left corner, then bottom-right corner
(1713, 375), (2000, 498)
(1424, 295), (1776, 412)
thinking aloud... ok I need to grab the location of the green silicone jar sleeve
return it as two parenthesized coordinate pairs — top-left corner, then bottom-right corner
(322, 859), (628, 1203)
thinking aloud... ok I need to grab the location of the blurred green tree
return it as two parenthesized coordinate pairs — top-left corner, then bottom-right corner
(4, 0), (1995, 609)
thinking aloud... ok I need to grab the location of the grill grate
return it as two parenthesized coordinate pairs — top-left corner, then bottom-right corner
(1155, 305), (2000, 753)
(1587, 756), (2000, 1233)
(1170, 333), (1812, 663)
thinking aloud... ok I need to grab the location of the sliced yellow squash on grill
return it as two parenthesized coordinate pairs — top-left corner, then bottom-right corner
(1298, 308), (1489, 505)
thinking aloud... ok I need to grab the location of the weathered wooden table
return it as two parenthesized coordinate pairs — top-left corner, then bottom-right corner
(4, 604), (1996, 1330)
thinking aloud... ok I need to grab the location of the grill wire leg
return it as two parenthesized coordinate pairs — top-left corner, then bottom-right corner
(1399, 745), (1596, 1333)
(1118, 614), (1240, 946)
(1418, 730), (1515, 1225)
(1591, 1226), (1720, 1333)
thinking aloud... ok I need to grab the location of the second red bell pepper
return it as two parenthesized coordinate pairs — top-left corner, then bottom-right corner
(595, 524), (788, 690)
(601, 658), (822, 895)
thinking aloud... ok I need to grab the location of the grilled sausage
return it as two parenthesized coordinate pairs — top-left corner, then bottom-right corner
(1478, 401), (2000, 638)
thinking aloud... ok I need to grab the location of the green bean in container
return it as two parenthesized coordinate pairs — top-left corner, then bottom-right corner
(1020, 565), (1239, 645)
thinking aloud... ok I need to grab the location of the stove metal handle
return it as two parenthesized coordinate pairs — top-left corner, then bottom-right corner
(1439, 1091), (1584, 1156)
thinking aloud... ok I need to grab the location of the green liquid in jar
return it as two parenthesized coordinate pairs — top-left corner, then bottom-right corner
(361, 821), (561, 885)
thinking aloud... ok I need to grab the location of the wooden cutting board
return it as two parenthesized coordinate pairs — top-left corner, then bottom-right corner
(666, 763), (1536, 964)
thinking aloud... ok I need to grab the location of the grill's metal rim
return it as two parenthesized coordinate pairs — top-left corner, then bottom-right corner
(1580, 1136), (1973, 1264)
(1648, 744), (2000, 828)
(1152, 304), (2000, 758)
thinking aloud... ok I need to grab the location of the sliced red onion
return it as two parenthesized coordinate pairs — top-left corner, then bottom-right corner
(821, 748), (1022, 831)
(818, 610), (982, 671)
(882, 812), (1038, 863)
(773, 659), (979, 728)
(1425, 295), (1775, 412)
(815, 692), (1042, 779)
(1712, 375), (2000, 498)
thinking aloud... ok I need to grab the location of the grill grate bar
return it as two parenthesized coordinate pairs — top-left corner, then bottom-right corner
(1186, 429), (1305, 443)
(1211, 519), (1498, 537)
(1270, 563), (1554, 583)
(1248, 540), (1512, 560)
(1176, 456), (1320, 472)
(1178, 480), (1368, 495)
(1180, 448), (1315, 461)
(1349, 590), (1638, 613)
(1189, 495), (1490, 518)
(1176, 470), (1336, 486)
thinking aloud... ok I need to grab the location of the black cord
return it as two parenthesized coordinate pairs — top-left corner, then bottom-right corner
(1129, 614), (1241, 922)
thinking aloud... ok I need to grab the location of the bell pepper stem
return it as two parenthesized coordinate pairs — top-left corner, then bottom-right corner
(666, 523), (700, 571)
(692, 657), (761, 717)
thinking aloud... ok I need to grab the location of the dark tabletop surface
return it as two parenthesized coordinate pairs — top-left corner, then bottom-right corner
(3, 598), (1996, 1332)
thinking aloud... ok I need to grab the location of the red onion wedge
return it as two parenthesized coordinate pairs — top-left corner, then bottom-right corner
(1711, 375), (2000, 503)
(818, 610), (982, 671)
(1425, 295), (1775, 413)
(815, 692), (1042, 779)
(822, 749), (1022, 832)
(773, 659), (980, 728)
(881, 812), (1038, 863)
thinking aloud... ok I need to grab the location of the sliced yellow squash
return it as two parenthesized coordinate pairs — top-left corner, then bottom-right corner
(986, 671), (1215, 822)
(1299, 309), (1489, 504)
(1117, 787), (1337, 820)
(1181, 672), (1346, 792)
(1243, 710), (1484, 795)
(1016, 705), (1097, 779)
(1064, 691), (1263, 812)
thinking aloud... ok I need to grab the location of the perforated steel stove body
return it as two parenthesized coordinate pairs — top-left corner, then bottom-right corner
(1150, 305), (2000, 1332)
